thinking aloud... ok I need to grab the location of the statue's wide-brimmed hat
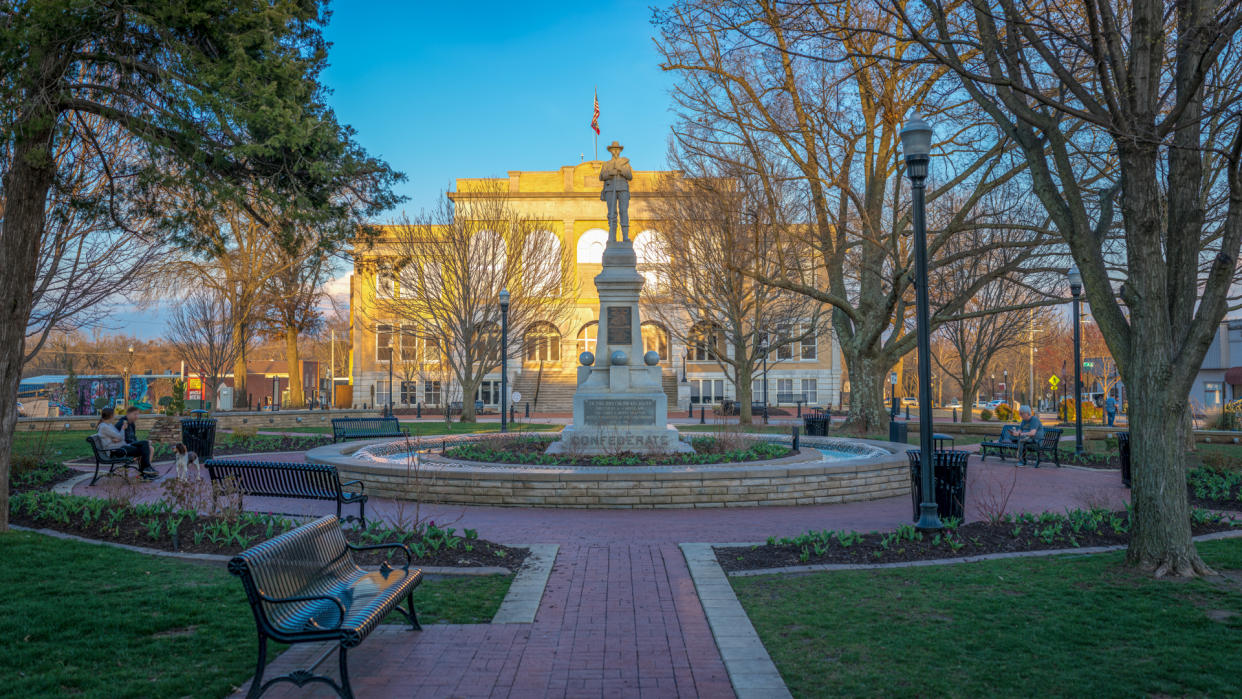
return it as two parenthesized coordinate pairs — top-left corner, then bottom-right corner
(607, 140), (623, 152)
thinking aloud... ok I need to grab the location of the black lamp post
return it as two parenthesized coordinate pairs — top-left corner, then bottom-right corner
(124, 345), (134, 409)
(499, 288), (510, 433)
(1003, 369), (1008, 405)
(386, 343), (394, 417)
(990, 373), (995, 401)
(890, 370), (899, 419)
(1068, 266), (1084, 455)
(901, 114), (942, 531)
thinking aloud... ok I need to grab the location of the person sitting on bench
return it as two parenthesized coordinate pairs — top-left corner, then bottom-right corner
(1014, 405), (1044, 465)
(97, 407), (157, 480)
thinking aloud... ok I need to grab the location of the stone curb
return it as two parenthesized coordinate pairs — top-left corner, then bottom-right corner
(9, 525), (523, 576)
(491, 543), (559, 624)
(715, 528), (1242, 577)
(680, 543), (792, 699)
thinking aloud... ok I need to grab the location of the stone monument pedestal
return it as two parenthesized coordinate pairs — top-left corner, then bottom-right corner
(547, 239), (692, 455)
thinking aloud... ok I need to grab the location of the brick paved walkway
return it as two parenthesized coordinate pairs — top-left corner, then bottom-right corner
(69, 449), (1127, 698)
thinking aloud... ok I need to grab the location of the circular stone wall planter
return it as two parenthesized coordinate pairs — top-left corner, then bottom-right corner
(305, 435), (913, 509)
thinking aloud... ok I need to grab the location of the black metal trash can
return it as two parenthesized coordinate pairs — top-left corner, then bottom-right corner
(907, 450), (969, 522)
(803, 411), (830, 437)
(181, 417), (218, 460)
(889, 420), (909, 445)
(1117, 431), (1131, 488)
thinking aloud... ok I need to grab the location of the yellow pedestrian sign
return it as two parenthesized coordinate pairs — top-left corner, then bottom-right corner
(1049, 375), (1060, 389)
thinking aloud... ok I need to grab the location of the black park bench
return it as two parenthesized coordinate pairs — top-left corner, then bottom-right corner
(330, 416), (408, 443)
(204, 459), (368, 526)
(980, 426), (1064, 467)
(229, 515), (422, 698)
(85, 434), (141, 485)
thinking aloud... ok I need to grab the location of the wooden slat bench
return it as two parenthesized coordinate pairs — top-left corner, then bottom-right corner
(85, 434), (141, 485)
(229, 515), (422, 698)
(330, 416), (408, 443)
(204, 459), (368, 526)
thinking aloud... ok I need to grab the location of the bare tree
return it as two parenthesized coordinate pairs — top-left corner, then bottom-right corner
(23, 116), (167, 364)
(366, 182), (576, 421)
(653, 0), (1058, 433)
(262, 243), (332, 408)
(643, 163), (823, 424)
(893, 0), (1242, 576)
(166, 291), (242, 407)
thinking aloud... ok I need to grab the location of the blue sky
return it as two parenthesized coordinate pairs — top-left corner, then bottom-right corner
(322, 1), (677, 217)
(109, 1), (677, 338)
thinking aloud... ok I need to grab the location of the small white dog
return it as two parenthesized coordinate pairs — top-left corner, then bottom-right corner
(173, 443), (202, 480)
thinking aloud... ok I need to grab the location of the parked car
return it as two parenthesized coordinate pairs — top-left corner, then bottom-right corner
(900, 397), (918, 406)
(945, 399), (962, 409)
(985, 400), (1004, 410)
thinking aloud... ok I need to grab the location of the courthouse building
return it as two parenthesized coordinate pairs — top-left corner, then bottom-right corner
(348, 160), (844, 413)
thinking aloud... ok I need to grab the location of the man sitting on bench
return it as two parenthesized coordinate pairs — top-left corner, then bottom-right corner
(96, 407), (157, 480)
(1013, 405), (1044, 465)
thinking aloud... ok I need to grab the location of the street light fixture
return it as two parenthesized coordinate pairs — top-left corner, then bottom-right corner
(1067, 265), (1085, 455)
(124, 345), (134, 409)
(890, 370), (899, 419)
(499, 289), (510, 433)
(900, 113), (942, 532)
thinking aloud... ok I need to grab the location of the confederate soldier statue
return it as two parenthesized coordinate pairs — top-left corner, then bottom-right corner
(599, 140), (633, 242)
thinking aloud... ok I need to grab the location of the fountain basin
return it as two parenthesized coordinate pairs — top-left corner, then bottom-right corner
(305, 434), (912, 509)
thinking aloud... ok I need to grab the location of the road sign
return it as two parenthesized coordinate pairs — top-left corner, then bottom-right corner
(1049, 375), (1060, 389)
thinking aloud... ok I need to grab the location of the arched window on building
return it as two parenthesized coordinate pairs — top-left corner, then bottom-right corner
(641, 321), (669, 361)
(524, 322), (562, 362)
(633, 230), (669, 292)
(523, 230), (562, 296)
(468, 230), (506, 298)
(576, 321), (598, 356)
(576, 229), (609, 264)
(688, 321), (723, 361)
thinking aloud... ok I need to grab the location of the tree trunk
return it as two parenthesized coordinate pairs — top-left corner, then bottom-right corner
(0, 113), (58, 532)
(736, 370), (754, 425)
(840, 347), (888, 434)
(1125, 383), (1210, 576)
(285, 327), (304, 409)
(459, 376), (480, 422)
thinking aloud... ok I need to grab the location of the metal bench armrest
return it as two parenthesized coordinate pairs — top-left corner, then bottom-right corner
(257, 592), (347, 629)
(340, 479), (366, 495)
(348, 541), (412, 570)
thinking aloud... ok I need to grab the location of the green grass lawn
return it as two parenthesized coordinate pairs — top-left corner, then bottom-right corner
(0, 531), (512, 698)
(733, 537), (1242, 698)
(13, 428), (99, 461)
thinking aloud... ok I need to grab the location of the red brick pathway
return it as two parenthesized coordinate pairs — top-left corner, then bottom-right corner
(69, 450), (1127, 697)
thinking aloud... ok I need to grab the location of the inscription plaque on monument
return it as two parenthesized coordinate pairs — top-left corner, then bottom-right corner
(583, 398), (655, 426)
(606, 306), (632, 345)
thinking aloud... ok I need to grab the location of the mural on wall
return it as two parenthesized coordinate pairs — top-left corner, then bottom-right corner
(61, 377), (155, 415)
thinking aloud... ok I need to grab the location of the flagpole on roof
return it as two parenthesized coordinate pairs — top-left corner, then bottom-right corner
(594, 87), (598, 161)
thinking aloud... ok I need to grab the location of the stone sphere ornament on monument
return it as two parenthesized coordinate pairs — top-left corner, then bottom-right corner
(547, 142), (692, 455)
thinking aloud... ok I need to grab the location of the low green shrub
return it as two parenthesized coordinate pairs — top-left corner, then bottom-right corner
(980, 409), (994, 421)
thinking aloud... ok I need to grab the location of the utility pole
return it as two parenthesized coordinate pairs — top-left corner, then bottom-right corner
(330, 329), (335, 409)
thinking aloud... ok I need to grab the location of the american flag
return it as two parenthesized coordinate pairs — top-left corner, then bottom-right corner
(591, 89), (600, 135)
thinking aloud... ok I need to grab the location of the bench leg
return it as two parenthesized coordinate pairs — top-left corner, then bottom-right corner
(338, 646), (355, 699)
(247, 634), (269, 699)
(407, 589), (421, 630)
(90, 462), (101, 486)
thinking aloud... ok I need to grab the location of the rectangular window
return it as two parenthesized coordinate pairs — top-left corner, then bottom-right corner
(477, 380), (501, 406)
(376, 324), (393, 362)
(776, 337), (793, 361)
(399, 325), (418, 362)
(800, 325), (817, 360)
(777, 378), (794, 404)
(801, 379), (818, 405)
(424, 380), (442, 406)
(400, 381), (418, 404)
(377, 270), (395, 299)
(1205, 382), (1224, 408)
(691, 379), (724, 404)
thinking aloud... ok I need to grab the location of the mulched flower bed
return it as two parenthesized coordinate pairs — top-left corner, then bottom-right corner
(9, 463), (75, 495)
(152, 434), (332, 459)
(443, 435), (793, 467)
(10, 490), (529, 569)
(716, 508), (1239, 572)
(1187, 468), (1242, 512)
